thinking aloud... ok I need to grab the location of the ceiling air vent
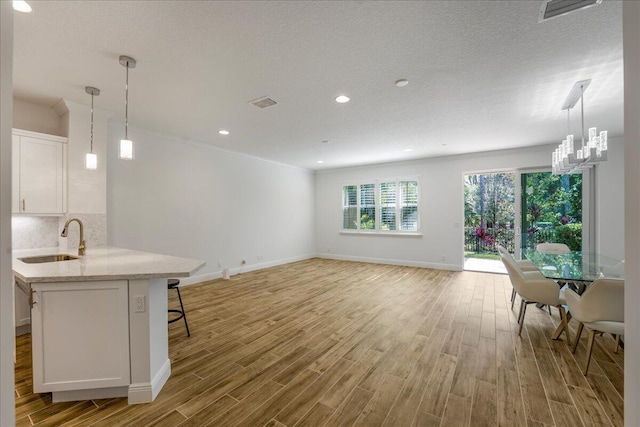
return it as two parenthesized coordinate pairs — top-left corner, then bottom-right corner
(538, 0), (602, 23)
(249, 96), (278, 109)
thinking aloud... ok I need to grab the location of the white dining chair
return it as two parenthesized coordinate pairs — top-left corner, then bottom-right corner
(600, 259), (625, 278)
(535, 242), (571, 275)
(565, 278), (624, 375)
(500, 251), (569, 340)
(496, 245), (540, 308)
(536, 242), (570, 254)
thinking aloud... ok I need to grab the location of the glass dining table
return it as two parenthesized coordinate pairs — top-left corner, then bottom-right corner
(521, 249), (625, 284)
(520, 249), (624, 341)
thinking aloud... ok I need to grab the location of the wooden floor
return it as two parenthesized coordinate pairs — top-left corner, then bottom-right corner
(15, 258), (624, 426)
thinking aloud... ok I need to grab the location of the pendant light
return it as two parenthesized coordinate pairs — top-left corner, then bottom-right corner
(85, 86), (100, 170)
(552, 79), (608, 175)
(118, 55), (136, 160)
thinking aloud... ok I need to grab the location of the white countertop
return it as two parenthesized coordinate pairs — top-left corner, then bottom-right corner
(13, 246), (205, 283)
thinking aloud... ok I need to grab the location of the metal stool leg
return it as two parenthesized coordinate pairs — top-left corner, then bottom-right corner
(175, 287), (190, 337)
(168, 285), (190, 337)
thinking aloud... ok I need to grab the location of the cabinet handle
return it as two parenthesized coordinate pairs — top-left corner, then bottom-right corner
(29, 288), (36, 309)
(22, 199), (25, 211)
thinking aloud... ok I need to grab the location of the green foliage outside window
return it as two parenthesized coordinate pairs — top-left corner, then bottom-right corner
(553, 223), (582, 251)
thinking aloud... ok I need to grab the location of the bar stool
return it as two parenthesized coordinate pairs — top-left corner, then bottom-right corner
(168, 279), (190, 337)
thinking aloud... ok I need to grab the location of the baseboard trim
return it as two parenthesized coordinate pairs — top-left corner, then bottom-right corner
(52, 386), (128, 403)
(178, 253), (462, 288)
(316, 253), (463, 271)
(15, 324), (31, 336)
(128, 358), (171, 404)
(178, 253), (316, 287)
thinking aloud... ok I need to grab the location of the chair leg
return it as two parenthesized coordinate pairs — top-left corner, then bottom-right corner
(517, 298), (524, 323)
(511, 288), (516, 310)
(572, 322), (584, 354)
(557, 306), (571, 344)
(175, 287), (190, 337)
(614, 334), (621, 354)
(518, 300), (528, 337)
(547, 305), (552, 315)
(583, 329), (596, 375)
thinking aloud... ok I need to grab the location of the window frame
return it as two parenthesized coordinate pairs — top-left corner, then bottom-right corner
(340, 177), (421, 235)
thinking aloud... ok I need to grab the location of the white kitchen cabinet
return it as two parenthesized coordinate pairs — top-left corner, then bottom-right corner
(31, 280), (131, 395)
(12, 129), (67, 214)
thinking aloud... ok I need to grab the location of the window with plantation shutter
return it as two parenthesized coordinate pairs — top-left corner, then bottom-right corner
(360, 184), (376, 230)
(399, 180), (418, 231)
(342, 185), (357, 229)
(379, 182), (396, 230)
(341, 178), (419, 233)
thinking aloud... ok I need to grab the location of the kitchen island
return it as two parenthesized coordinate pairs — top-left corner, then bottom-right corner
(13, 246), (205, 404)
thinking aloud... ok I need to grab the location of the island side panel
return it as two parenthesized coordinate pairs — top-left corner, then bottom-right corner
(128, 278), (171, 404)
(31, 280), (130, 394)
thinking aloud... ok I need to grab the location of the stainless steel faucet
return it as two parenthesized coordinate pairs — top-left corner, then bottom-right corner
(61, 218), (86, 256)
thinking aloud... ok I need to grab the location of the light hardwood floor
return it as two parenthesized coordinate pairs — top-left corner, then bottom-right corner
(15, 259), (624, 426)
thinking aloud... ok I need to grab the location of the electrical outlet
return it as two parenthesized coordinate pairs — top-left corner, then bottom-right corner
(241, 259), (246, 265)
(134, 295), (146, 313)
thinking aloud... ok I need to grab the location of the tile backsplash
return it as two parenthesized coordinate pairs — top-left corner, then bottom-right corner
(12, 216), (59, 249)
(58, 213), (107, 251)
(12, 213), (107, 250)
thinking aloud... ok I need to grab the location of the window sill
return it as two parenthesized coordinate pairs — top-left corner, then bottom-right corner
(339, 230), (423, 237)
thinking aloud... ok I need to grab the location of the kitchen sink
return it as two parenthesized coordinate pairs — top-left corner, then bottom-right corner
(19, 254), (79, 263)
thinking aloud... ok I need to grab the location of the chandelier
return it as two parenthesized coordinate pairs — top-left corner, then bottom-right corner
(552, 79), (607, 175)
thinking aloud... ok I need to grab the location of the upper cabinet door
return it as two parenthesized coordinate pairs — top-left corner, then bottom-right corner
(13, 130), (67, 215)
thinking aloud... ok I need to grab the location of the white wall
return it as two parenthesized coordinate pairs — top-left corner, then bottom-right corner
(624, 1), (640, 425)
(54, 100), (109, 215)
(0, 2), (14, 425)
(13, 98), (62, 136)
(596, 138), (625, 260)
(107, 124), (316, 283)
(315, 140), (624, 270)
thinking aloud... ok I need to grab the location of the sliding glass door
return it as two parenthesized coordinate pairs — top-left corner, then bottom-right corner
(516, 169), (592, 256)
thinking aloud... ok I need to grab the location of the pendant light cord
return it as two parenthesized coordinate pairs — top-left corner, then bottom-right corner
(125, 61), (129, 140)
(90, 92), (94, 154)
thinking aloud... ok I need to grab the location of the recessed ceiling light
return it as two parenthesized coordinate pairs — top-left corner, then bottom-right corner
(403, 148), (413, 152)
(317, 160), (324, 164)
(218, 130), (229, 135)
(395, 79), (409, 87)
(335, 95), (350, 104)
(442, 143), (447, 146)
(321, 140), (330, 144)
(13, 0), (32, 12)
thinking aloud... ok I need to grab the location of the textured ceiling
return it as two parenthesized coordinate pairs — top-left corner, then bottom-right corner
(12, 0), (623, 170)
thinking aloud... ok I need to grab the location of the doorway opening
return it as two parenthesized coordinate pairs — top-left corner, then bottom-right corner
(464, 172), (515, 274)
